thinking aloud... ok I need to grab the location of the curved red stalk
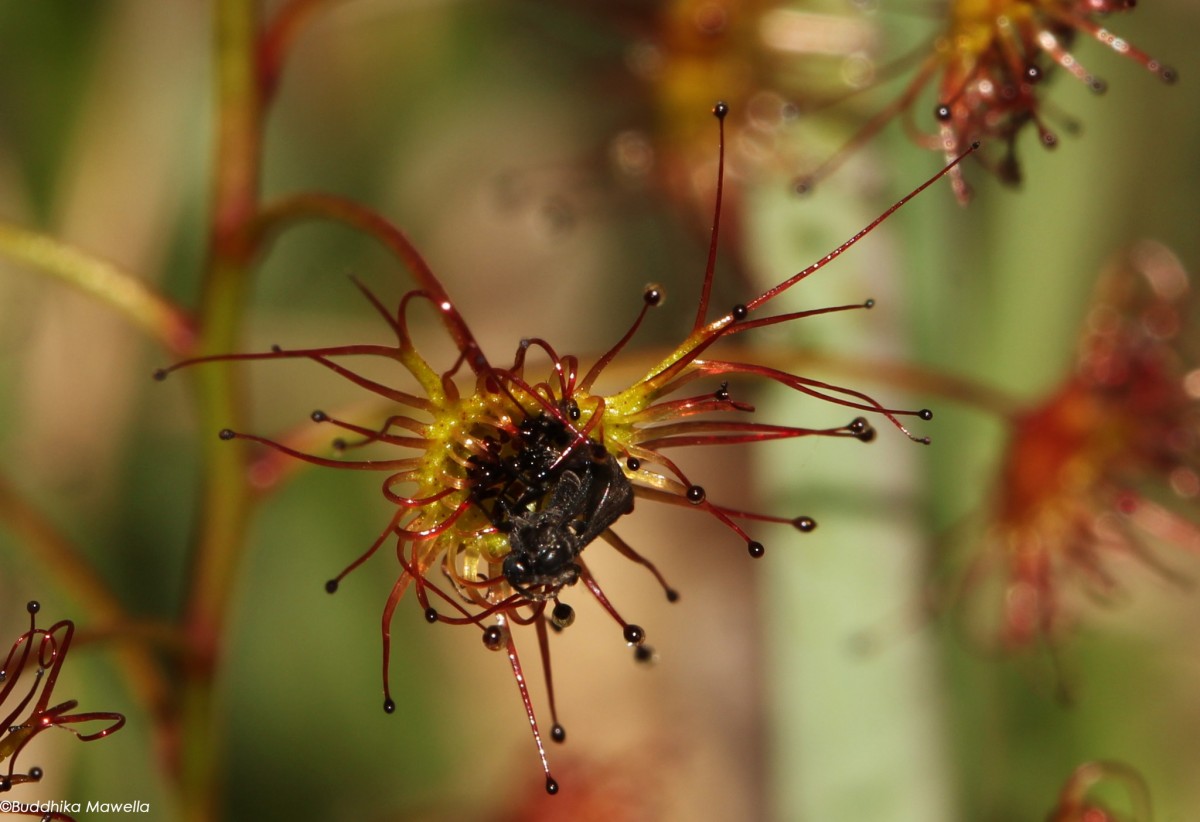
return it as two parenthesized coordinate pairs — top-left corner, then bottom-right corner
(577, 296), (657, 393)
(256, 193), (497, 378)
(157, 346), (435, 412)
(314, 413), (432, 451)
(600, 530), (678, 600)
(578, 562), (637, 637)
(328, 509), (409, 589)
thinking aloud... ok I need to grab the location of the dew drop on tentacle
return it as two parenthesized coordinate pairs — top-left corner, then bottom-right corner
(424, 607), (439, 624)
(383, 698), (396, 714)
(643, 283), (664, 306)
(623, 624), (646, 645)
(482, 624), (504, 650)
(310, 410), (328, 423)
(324, 579), (339, 594)
(747, 541), (765, 558)
(545, 777), (559, 795)
(849, 417), (877, 443)
(731, 304), (748, 321)
(713, 100), (728, 119)
(27, 600), (40, 615)
(934, 104), (952, 122)
(551, 602), (575, 629)
(551, 723), (566, 743)
(28, 766), (43, 781)
(686, 485), (706, 504)
(626, 456), (641, 471)
(793, 516), (817, 533)
(218, 429), (236, 440)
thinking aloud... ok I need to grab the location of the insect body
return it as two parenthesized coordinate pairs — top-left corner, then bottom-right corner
(469, 406), (634, 600)
(502, 448), (633, 598)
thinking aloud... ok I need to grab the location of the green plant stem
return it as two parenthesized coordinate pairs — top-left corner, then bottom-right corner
(178, 1), (263, 819)
(0, 221), (195, 354)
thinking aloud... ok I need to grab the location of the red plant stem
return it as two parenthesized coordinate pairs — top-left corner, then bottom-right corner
(253, 192), (493, 375)
(260, 0), (337, 101)
(179, 1), (264, 819)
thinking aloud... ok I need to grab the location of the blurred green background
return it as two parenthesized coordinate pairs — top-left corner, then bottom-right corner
(1, 1), (1198, 820)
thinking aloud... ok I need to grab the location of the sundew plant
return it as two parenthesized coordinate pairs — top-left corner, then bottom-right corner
(0, 3), (1197, 821)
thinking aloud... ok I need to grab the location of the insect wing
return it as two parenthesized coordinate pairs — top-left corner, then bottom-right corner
(573, 454), (634, 546)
